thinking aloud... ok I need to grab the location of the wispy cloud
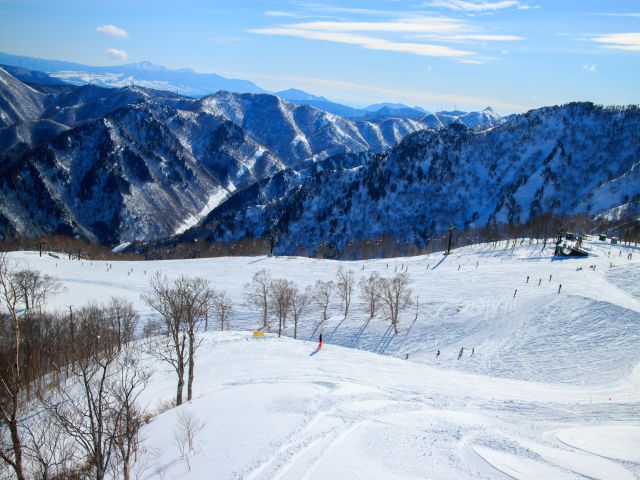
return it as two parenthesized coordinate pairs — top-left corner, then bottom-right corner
(582, 63), (597, 72)
(426, 0), (532, 12)
(250, 26), (474, 58)
(251, 15), (524, 61)
(597, 12), (640, 18)
(410, 33), (523, 42)
(105, 48), (128, 60)
(97, 24), (128, 38)
(591, 33), (640, 52)
(285, 18), (465, 33)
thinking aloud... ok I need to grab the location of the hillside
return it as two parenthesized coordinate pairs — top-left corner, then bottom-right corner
(191, 103), (640, 255)
(8, 236), (640, 479)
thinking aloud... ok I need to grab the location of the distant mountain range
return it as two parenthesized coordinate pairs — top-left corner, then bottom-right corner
(0, 52), (507, 126)
(0, 51), (266, 97)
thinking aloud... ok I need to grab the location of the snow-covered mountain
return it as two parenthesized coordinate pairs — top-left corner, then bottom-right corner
(431, 107), (505, 130)
(0, 68), (428, 243)
(182, 102), (640, 254)
(195, 91), (425, 167)
(0, 51), (266, 96)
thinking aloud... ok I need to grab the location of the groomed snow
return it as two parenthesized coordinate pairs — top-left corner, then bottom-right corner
(7, 236), (640, 479)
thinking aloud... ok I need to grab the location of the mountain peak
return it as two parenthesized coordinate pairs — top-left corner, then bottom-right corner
(275, 88), (328, 102)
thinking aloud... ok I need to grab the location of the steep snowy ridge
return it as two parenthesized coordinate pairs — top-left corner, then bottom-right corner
(0, 67), (46, 127)
(189, 103), (640, 254)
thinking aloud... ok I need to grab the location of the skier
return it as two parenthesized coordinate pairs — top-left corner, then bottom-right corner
(436, 349), (440, 357)
(471, 347), (474, 357)
(538, 278), (541, 286)
(526, 275), (529, 283)
(457, 347), (464, 359)
(513, 288), (518, 298)
(558, 284), (562, 294)
(549, 274), (552, 282)
(317, 333), (323, 350)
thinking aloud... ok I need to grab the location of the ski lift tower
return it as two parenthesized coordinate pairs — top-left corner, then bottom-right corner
(446, 225), (455, 255)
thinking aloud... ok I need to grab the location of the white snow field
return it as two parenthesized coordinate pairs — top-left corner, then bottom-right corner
(8, 236), (640, 479)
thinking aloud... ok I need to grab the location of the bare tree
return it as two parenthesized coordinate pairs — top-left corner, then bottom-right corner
(180, 277), (213, 403)
(110, 353), (149, 480)
(335, 267), (355, 318)
(377, 273), (412, 334)
(312, 280), (334, 323)
(47, 307), (147, 480)
(359, 272), (381, 318)
(290, 285), (312, 340)
(22, 408), (76, 480)
(106, 296), (138, 352)
(0, 253), (26, 480)
(11, 269), (60, 312)
(245, 269), (271, 330)
(211, 290), (233, 331)
(142, 274), (188, 406)
(269, 279), (294, 337)
(173, 410), (204, 472)
(143, 274), (212, 405)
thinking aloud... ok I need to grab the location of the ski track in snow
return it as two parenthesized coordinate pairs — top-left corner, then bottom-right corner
(7, 237), (640, 480)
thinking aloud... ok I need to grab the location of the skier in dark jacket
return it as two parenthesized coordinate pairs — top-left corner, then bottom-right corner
(317, 333), (323, 350)
(457, 347), (464, 359)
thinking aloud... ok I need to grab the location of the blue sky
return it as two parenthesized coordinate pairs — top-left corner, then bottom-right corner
(0, 0), (639, 113)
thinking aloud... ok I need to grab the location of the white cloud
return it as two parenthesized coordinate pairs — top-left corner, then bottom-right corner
(250, 26), (474, 58)
(287, 18), (465, 33)
(105, 48), (129, 61)
(97, 24), (128, 38)
(426, 0), (528, 12)
(591, 32), (640, 52)
(582, 63), (597, 72)
(252, 13), (522, 61)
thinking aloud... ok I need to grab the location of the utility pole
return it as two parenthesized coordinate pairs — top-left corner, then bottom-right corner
(67, 305), (74, 337)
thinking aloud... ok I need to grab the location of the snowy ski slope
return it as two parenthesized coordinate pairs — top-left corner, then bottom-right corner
(7, 236), (640, 479)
